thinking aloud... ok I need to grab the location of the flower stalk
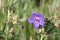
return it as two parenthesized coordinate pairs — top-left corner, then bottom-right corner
(39, 27), (45, 40)
(40, 35), (44, 40)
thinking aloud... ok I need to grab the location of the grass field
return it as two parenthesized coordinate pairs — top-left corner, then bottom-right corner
(0, 0), (60, 40)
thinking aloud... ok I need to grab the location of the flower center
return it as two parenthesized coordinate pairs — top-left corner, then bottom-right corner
(35, 17), (40, 22)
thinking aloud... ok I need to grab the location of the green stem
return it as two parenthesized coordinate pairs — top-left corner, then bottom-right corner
(40, 36), (44, 40)
(2, 23), (6, 32)
(39, 27), (44, 40)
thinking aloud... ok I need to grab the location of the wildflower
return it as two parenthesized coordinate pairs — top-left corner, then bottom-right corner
(28, 12), (44, 28)
(12, 15), (17, 21)
(9, 27), (15, 36)
(55, 21), (60, 28)
(13, 21), (17, 24)
(12, 15), (18, 24)
(56, 16), (60, 20)
(55, 7), (58, 12)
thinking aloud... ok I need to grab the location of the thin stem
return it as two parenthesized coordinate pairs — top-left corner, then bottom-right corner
(40, 36), (44, 40)
(40, 27), (44, 40)
(8, 9), (10, 22)
(0, 0), (1, 8)
(2, 23), (6, 32)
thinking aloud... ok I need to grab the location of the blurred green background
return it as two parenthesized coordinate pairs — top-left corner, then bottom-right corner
(0, 0), (60, 40)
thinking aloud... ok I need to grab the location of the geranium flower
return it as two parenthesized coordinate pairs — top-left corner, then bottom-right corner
(28, 12), (44, 28)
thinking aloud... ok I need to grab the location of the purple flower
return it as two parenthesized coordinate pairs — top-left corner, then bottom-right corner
(28, 12), (44, 28)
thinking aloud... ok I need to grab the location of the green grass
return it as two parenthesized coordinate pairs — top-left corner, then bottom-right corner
(0, 0), (60, 40)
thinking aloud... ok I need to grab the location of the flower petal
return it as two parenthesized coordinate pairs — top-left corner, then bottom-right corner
(37, 14), (44, 19)
(39, 19), (44, 26)
(28, 17), (34, 23)
(32, 12), (38, 16)
(33, 22), (39, 28)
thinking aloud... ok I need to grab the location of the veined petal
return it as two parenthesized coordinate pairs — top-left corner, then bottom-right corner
(28, 17), (34, 23)
(33, 22), (39, 28)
